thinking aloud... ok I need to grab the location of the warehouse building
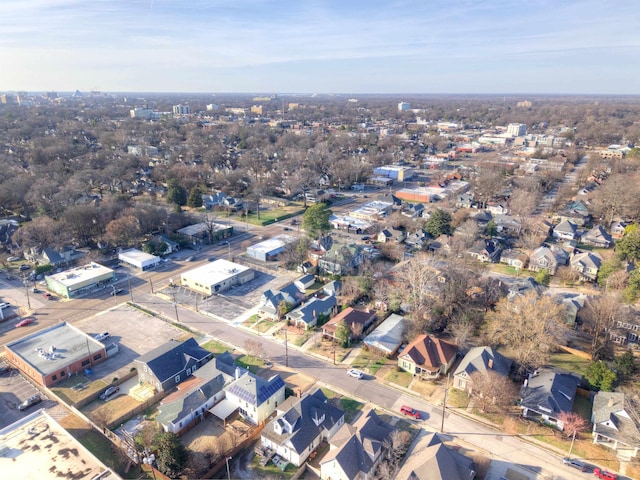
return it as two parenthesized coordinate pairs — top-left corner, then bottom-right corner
(45, 262), (115, 298)
(180, 259), (254, 296)
(118, 248), (161, 270)
(246, 235), (297, 262)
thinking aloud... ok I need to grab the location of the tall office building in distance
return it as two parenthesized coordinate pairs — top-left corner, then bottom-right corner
(398, 101), (411, 112)
(173, 104), (191, 115)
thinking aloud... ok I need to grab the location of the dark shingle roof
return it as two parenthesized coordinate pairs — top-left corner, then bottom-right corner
(520, 369), (580, 417)
(227, 373), (285, 406)
(136, 338), (211, 383)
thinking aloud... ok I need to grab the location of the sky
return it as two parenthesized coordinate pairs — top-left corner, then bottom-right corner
(1, 0), (639, 94)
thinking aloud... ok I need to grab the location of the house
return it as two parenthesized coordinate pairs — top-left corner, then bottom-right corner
(260, 389), (345, 466)
(294, 274), (315, 291)
(582, 225), (612, 248)
(610, 315), (640, 346)
(499, 249), (529, 270)
(519, 369), (580, 431)
(591, 392), (640, 458)
(493, 214), (522, 235)
(610, 221), (629, 239)
(224, 371), (286, 424)
(466, 239), (502, 263)
(428, 235), (454, 255)
(506, 277), (545, 301)
(402, 203), (425, 218)
(528, 245), (569, 275)
(555, 293), (587, 326)
(286, 294), (337, 330)
(317, 241), (367, 276)
(363, 313), (407, 357)
(156, 352), (236, 433)
(455, 193), (475, 209)
(485, 203), (509, 215)
(177, 222), (233, 245)
(405, 229), (429, 249)
(26, 245), (84, 267)
(553, 220), (578, 241)
(398, 335), (458, 379)
(570, 251), (602, 282)
(0, 218), (19, 246)
(320, 409), (394, 480)
(395, 431), (476, 480)
(259, 282), (306, 319)
(134, 338), (212, 393)
(322, 307), (376, 342)
(377, 227), (406, 244)
(472, 210), (492, 227)
(453, 347), (513, 394)
(554, 200), (591, 226)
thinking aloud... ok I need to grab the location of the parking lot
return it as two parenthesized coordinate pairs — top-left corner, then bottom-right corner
(0, 368), (55, 429)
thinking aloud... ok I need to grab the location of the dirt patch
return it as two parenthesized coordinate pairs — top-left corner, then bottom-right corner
(260, 365), (317, 394)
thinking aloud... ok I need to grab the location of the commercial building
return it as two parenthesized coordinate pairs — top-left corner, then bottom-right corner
(180, 259), (254, 295)
(0, 410), (115, 479)
(118, 248), (161, 270)
(172, 104), (191, 115)
(507, 123), (527, 137)
(45, 262), (115, 298)
(246, 235), (297, 262)
(398, 101), (411, 111)
(5, 322), (108, 387)
(373, 165), (414, 182)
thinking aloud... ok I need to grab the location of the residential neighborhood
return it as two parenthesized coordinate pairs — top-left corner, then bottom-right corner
(0, 92), (639, 480)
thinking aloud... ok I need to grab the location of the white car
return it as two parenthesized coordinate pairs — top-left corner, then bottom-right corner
(347, 368), (364, 379)
(94, 332), (111, 342)
(0, 302), (10, 309)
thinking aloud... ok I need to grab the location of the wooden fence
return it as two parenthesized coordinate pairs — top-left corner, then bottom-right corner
(202, 422), (265, 479)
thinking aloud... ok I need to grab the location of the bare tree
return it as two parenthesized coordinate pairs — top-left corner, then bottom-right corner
(393, 254), (440, 328)
(244, 339), (265, 359)
(447, 316), (476, 349)
(557, 411), (587, 459)
(583, 293), (624, 360)
(469, 370), (519, 413)
(486, 292), (568, 371)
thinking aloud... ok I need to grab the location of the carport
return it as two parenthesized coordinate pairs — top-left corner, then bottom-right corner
(209, 399), (237, 426)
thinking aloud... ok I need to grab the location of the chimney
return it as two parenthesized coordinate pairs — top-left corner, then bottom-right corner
(297, 389), (302, 398)
(488, 358), (494, 369)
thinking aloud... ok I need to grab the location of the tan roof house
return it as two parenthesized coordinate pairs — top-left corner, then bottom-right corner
(398, 335), (458, 379)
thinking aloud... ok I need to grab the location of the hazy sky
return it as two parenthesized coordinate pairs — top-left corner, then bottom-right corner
(1, 0), (639, 94)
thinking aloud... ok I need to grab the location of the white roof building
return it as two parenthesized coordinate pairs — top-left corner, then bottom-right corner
(180, 259), (254, 295)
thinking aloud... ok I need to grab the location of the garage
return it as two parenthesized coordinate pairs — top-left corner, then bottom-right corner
(118, 248), (161, 270)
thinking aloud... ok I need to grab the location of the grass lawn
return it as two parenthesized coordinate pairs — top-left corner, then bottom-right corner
(75, 429), (130, 475)
(350, 348), (388, 374)
(200, 339), (232, 354)
(249, 452), (297, 479)
(573, 394), (593, 420)
(447, 388), (470, 409)
(253, 320), (275, 334)
(236, 355), (265, 373)
(384, 368), (413, 388)
(320, 387), (364, 423)
(243, 207), (304, 226)
(549, 352), (591, 376)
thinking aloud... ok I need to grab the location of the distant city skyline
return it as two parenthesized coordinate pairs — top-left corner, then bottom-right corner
(1, 0), (639, 95)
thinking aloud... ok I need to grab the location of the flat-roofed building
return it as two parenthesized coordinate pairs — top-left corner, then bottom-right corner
(45, 262), (114, 298)
(118, 248), (161, 270)
(180, 259), (254, 295)
(246, 235), (297, 262)
(5, 322), (107, 387)
(0, 410), (115, 479)
(373, 165), (414, 182)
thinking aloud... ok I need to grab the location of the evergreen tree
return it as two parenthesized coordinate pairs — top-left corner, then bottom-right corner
(424, 209), (452, 237)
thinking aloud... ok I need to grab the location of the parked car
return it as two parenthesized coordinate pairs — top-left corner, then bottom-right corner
(0, 302), (10, 309)
(7, 256), (21, 262)
(19, 264), (31, 271)
(18, 394), (42, 411)
(43, 292), (54, 300)
(563, 458), (587, 472)
(400, 405), (421, 419)
(15, 317), (35, 327)
(347, 368), (364, 379)
(100, 386), (120, 400)
(110, 288), (123, 296)
(94, 332), (111, 342)
(593, 469), (617, 480)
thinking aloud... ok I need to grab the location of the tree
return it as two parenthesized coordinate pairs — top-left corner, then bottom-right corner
(167, 179), (187, 207)
(469, 370), (519, 413)
(583, 293), (623, 360)
(616, 224), (640, 262)
(424, 208), (452, 237)
(302, 202), (332, 240)
(597, 256), (624, 288)
(614, 349), (636, 378)
(335, 319), (351, 347)
(486, 292), (567, 371)
(187, 185), (204, 208)
(623, 269), (640, 303)
(156, 432), (189, 478)
(534, 268), (551, 286)
(393, 254), (440, 329)
(557, 411), (587, 459)
(585, 360), (617, 391)
(104, 215), (141, 247)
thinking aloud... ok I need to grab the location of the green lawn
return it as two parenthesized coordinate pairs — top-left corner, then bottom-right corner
(243, 207), (304, 226)
(447, 388), (470, 409)
(320, 387), (364, 423)
(236, 355), (265, 373)
(75, 430), (129, 475)
(249, 452), (297, 479)
(384, 368), (413, 388)
(200, 339), (232, 354)
(549, 353), (590, 376)
(350, 348), (389, 374)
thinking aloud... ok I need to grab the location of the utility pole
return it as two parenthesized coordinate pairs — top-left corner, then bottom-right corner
(284, 327), (289, 367)
(440, 374), (450, 433)
(149, 278), (154, 293)
(127, 274), (133, 302)
(23, 273), (31, 310)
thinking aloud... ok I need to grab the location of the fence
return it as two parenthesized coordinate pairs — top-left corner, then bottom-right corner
(202, 421), (265, 479)
(106, 389), (166, 430)
(74, 368), (139, 409)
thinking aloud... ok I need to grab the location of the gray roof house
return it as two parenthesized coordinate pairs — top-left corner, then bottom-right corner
(582, 225), (612, 248)
(259, 282), (306, 319)
(520, 369), (580, 431)
(134, 338), (212, 393)
(552, 219), (578, 240)
(528, 244), (569, 275)
(466, 239), (502, 263)
(499, 249), (528, 270)
(286, 294), (337, 330)
(156, 352), (236, 433)
(395, 432), (476, 480)
(363, 313), (407, 357)
(591, 392), (640, 457)
(453, 347), (513, 393)
(320, 409), (394, 480)
(570, 251), (602, 282)
(261, 389), (345, 467)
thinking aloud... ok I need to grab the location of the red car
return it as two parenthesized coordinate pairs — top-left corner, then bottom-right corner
(42, 292), (54, 300)
(594, 469), (617, 480)
(15, 317), (35, 328)
(400, 405), (421, 419)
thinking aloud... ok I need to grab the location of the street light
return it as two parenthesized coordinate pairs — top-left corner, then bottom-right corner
(224, 241), (231, 260)
(225, 456), (232, 480)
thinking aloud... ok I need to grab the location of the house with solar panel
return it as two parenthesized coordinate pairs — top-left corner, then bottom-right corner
(224, 371), (286, 424)
(260, 389), (345, 466)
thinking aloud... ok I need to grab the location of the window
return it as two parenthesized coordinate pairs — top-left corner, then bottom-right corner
(630, 333), (638, 342)
(175, 375), (180, 383)
(60, 371), (66, 377)
(81, 359), (90, 367)
(93, 354), (102, 361)
(52, 374), (57, 381)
